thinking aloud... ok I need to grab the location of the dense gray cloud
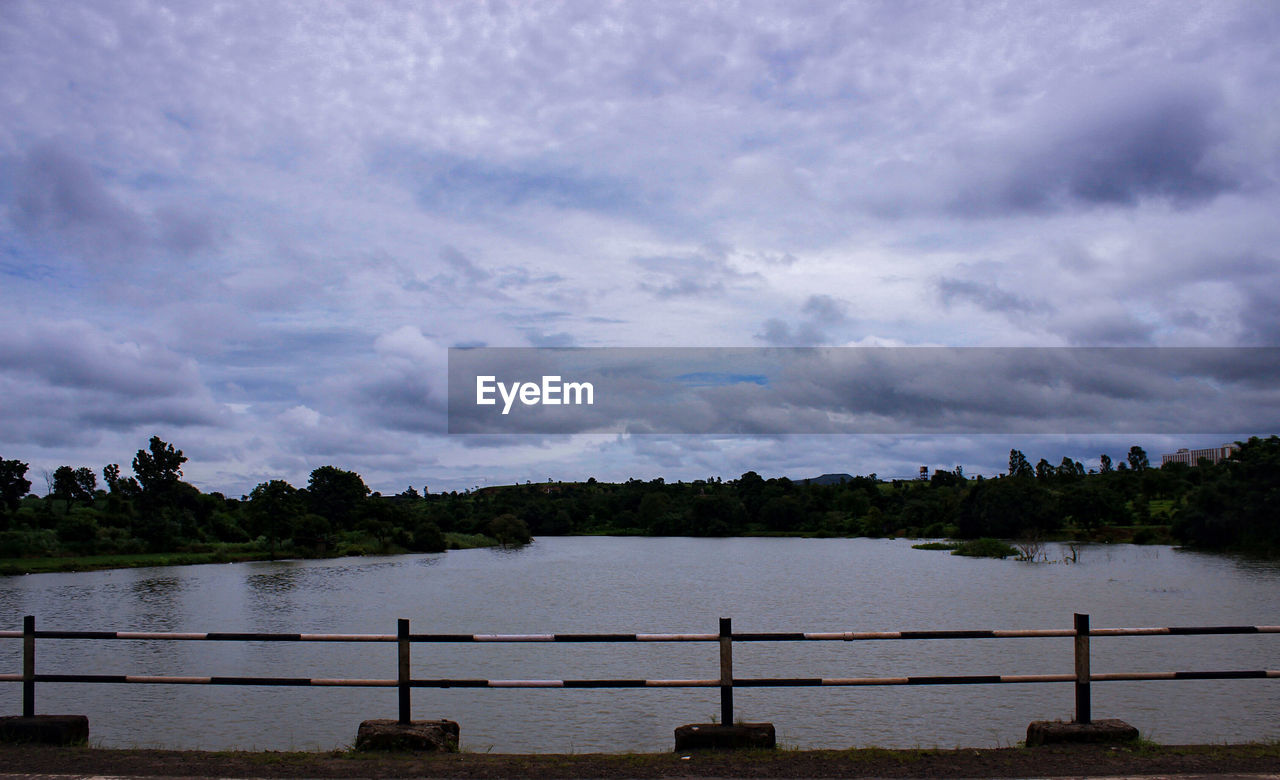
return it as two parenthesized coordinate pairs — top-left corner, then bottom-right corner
(8, 142), (146, 255)
(633, 250), (759, 299)
(0, 318), (224, 449)
(0, 1), (1277, 493)
(757, 295), (850, 345)
(965, 75), (1237, 214)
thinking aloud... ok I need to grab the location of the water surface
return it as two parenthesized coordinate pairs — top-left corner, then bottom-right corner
(1, 537), (1276, 751)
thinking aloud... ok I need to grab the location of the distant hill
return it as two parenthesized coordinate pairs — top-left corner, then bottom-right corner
(795, 472), (857, 486)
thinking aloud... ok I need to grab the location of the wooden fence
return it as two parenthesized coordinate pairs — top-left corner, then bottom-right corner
(3, 614), (1277, 729)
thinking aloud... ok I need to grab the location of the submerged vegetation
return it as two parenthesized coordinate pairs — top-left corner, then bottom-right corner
(1, 435), (1277, 574)
(911, 538), (1021, 559)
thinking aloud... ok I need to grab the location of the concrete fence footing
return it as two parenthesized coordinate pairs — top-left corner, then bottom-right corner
(674, 722), (776, 751)
(1027, 718), (1139, 746)
(355, 719), (459, 752)
(0, 715), (90, 745)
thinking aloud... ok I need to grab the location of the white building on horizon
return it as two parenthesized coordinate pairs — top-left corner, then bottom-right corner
(1160, 443), (1240, 467)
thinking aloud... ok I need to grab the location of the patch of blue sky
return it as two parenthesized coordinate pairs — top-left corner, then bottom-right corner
(0, 241), (58, 281)
(216, 329), (369, 367)
(369, 145), (639, 214)
(249, 139), (307, 172)
(0, 154), (14, 200)
(129, 171), (184, 190)
(210, 375), (302, 404)
(163, 109), (197, 131)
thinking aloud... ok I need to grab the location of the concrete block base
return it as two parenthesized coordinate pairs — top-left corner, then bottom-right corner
(0, 715), (89, 745)
(674, 722), (776, 751)
(355, 719), (459, 752)
(1027, 718), (1139, 746)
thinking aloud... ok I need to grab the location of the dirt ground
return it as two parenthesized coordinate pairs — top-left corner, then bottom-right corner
(2, 741), (1278, 778)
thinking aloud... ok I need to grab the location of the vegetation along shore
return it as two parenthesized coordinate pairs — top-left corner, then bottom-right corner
(2, 434), (1277, 575)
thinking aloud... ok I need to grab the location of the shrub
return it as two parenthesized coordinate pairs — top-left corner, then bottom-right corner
(951, 538), (1019, 559)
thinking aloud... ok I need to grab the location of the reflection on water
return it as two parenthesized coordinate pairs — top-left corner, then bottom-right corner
(128, 576), (185, 630)
(0, 538), (1276, 752)
(245, 566), (302, 621)
(246, 568), (302, 595)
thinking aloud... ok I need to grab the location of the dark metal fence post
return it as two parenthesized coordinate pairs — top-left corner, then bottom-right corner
(719, 617), (733, 726)
(23, 615), (35, 717)
(398, 618), (411, 724)
(1074, 612), (1091, 724)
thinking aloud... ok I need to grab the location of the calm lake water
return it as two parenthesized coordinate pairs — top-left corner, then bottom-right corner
(1, 537), (1277, 752)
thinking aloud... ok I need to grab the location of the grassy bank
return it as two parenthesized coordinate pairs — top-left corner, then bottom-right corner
(0, 548), (282, 576)
(0, 534), (506, 576)
(443, 532), (503, 549)
(1, 740), (1277, 779)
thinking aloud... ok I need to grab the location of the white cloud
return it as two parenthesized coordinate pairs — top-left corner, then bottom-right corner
(0, 1), (1276, 492)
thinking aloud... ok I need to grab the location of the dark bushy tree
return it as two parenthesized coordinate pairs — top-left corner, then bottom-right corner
(957, 476), (1057, 538)
(306, 466), (370, 531)
(1008, 449), (1033, 478)
(246, 480), (304, 557)
(52, 466), (97, 513)
(1, 458), (32, 518)
(486, 513), (532, 546)
(133, 436), (187, 494)
(1174, 436), (1280, 553)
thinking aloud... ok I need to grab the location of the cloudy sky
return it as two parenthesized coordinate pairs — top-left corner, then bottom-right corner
(2, 0), (1278, 496)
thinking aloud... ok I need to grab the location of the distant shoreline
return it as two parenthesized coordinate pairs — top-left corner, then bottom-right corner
(0, 532), (503, 576)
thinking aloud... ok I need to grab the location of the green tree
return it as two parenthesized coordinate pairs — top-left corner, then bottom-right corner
(103, 463), (121, 491)
(132, 436), (187, 494)
(486, 513), (532, 546)
(408, 515), (445, 553)
(128, 437), (191, 551)
(1035, 458), (1053, 480)
(56, 510), (100, 552)
(1173, 436), (1280, 552)
(637, 492), (671, 530)
(306, 466), (370, 531)
(52, 466), (97, 513)
(760, 494), (805, 532)
(957, 476), (1057, 538)
(1062, 482), (1128, 534)
(246, 480), (304, 558)
(1127, 446), (1149, 472)
(292, 513), (332, 553)
(1008, 449), (1033, 478)
(1, 458), (33, 517)
(1099, 454), (1113, 473)
(1058, 457), (1084, 481)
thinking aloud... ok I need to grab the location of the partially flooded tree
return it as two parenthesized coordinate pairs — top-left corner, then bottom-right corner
(486, 513), (532, 546)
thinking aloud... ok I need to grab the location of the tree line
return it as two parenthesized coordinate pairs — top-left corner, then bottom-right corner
(0, 436), (516, 562)
(1, 435), (1277, 562)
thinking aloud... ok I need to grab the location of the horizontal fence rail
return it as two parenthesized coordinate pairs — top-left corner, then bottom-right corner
(3, 615), (1277, 729)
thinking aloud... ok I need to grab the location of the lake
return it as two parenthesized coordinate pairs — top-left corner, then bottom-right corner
(1, 537), (1277, 752)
